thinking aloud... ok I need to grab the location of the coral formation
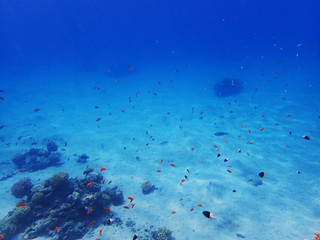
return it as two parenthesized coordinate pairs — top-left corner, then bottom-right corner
(11, 143), (62, 171)
(151, 226), (173, 240)
(141, 181), (156, 194)
(11, 178), (34, 198)
(213, 78), (243, 97)
(0, 167), (123, 240)
(77, 154), (89, 163)
(46, 141), (58, 152)
(314, 232), (320, 240)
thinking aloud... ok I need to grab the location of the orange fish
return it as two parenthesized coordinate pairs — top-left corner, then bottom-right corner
(180, 179), (185, 184)
(169, 163), (176, 167)
(227, 169), (232, 173)
(124, 206), (130, 209)
(108, 181), (112, 184)
(179, 198), (183, 201)
(156, 169), (161, 172)
(131, 176), (134, 179)
(259, 128), (264, 131)
(16, 203), (26, 207)
(102, 179), (105, 184)
(100, 167), (106, 172)
(160, 159), (163, 164)
(0, 235), (3, 239)
(241, 125), (245, 128)
(99, 229), (103, 236)
(191, 146), (195, 151)
(55, 226), (59, 232)
(171, 211), (176, 214)
(145, 181), (150, 184)
(186, 168), (190, 174)
(87, 207), (92, 215)
(34, 108), (40, 112)
(261, 115), (264, 117)
(247, 141), (254, 144)
(131, 204), (135, 208)
(286, 114), (292, 117)
(275, 123), (279, 125)
(104, 207), (110, 212)
(88, 221), (95, 226)
(128, 197), (134, 202)
(197, 203), (202, 207)
(190, 208), (194, 211)
(248, 129), (251, 133)
(227, 165), (232, 167)
(87, 182), (94, 186)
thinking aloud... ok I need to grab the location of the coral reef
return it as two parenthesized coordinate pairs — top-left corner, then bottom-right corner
(77, 154), (89, 163)
(11, 177), (34, 198)
(213, 78), (243, 98)
(151, 226), (173, 240)
(47, 141), (58, 152)
(141, 181), (156, 194)
(11, 143), (62, 171)
(0, 167), (123, 240)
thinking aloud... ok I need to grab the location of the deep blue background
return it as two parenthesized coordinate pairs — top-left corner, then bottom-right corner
(0, 0), (319, 75)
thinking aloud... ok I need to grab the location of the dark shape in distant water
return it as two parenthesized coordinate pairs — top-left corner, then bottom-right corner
(214, 132), (228, 136)
(214, 78), (243, 97)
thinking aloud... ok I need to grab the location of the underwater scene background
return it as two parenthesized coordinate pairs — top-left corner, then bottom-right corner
(0, 0), (320, 239)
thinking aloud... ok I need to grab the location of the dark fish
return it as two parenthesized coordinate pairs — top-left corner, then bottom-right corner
(202, 211), (216, 219)
(258, 172), (265, 178)
(302, 135), (310, 140)
(215, 132), (228, 136)
(133, 233), (138, 240)
(217, 153), (222, 157)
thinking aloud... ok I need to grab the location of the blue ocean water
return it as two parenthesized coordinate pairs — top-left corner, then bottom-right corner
(0, 0), (320, 240)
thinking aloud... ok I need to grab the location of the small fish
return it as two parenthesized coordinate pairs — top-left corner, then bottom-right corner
(202, 211), (216, 219)
(275, 123), (279, 125)
(247, 141), (254, 144)
(145, 181), (150, 184)
(0, 235), (4, 239)
(108, 181), (112, 184)
(55, 226), (59, 232)
(160, 159), (163, 164)
(88, 221), (95, 226)
(102, 179), (105, 184)
(286, 114), (292, 117)
(128, 197), (134, 202)
(99, 229), (103, 236)
(156, 169), (161, 172)
(241, 125), (245, 128)
(87, 181), (94, 186)
(133, 233), (138, 240)
(261, 115), (264, 117)
(16, 203), (26, 207)
(259, 172), (265, 178)
(96, 118), (101, 122)
(171, 211), (176, 214)
(104, 207), (110, 212)
(179, 198), (183, 201)
(100, 167), (106, 172)
(217, 153), (222, 157)
(87, 207), (92, 215)
(248, 129), (251, 133)
(259, 128), (264, 131)
(302, 135), (310, 140)
(169, 163), (176, 167)
(186, 168), (190, 174)
(124, 206), (130, 209)
(180, 179), (185, 184)
(197, 203), (202, 207)
(224, 158), (228, 162)
(131, 203), (135, 208)
(107, 218), (114, 225)
(190, 208), (194, 211)
(227, 169), (232, 173)
(191, 146), (195, 151)
(34, 108), (40, 112)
